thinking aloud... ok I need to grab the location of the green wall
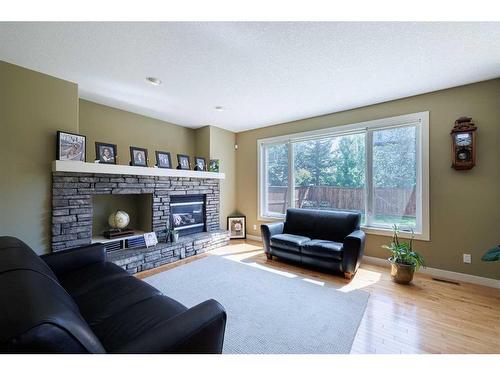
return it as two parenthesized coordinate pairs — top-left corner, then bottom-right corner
(79, 99), (196, 166)
(235, 79), (500, 280)
(194, 126), (211, 164)
(208, 126), (237, 226)
(0, 61), (79, 253)
(194, 125), (237, 225)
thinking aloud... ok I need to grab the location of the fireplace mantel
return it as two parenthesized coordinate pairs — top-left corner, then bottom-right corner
(52, 160), (225, 180)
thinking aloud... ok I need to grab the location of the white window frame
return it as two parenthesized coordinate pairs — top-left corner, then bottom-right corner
(257, 111), (430, 241)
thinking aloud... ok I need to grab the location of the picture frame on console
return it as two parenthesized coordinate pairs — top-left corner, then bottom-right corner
(194, 156), (206, 171)
(208, 159), (220, 172)
(57, 131), (86, 162)
(227, 215), (246, 239)
(177, 154), (191, 170)
(130, 146), (148, 167)
(95, 142), (117, 164)
(155, 151), (172, 169)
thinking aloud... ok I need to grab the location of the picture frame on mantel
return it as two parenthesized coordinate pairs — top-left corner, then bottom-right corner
(155, 151), (172, 169)
(130, 146), (148, 167)
(208, 159), (220, 172)
(194, 156), (206, 171)
(95, 142), (117, 164)
(177, 154), (191, 170)
(57, 131), (86, 162)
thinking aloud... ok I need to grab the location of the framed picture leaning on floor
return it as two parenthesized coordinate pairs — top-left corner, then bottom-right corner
(227, 215), (246, 239)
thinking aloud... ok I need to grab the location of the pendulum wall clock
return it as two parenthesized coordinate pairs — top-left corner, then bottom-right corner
(451, 117), (477, 170)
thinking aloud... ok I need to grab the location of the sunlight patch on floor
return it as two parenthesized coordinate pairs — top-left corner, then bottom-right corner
(338, 268), (382, 293)
(302, 278), (325, 286)
(211, 241), (262, 257)
(234, 261), (298, 278)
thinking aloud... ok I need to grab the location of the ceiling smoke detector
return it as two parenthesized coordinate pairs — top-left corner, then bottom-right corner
(146, 77), (162, 86)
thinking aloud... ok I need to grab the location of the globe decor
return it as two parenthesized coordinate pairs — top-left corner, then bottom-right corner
(481, 245), (500, 262)
(103, 210), (134, 239)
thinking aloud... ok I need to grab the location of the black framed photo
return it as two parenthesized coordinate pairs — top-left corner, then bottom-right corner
(155, 151), (172, 169)
(95, 142), (117, 164)
(208, 159), (220, 172)
(177, 154), (190, 170)
(194, 156), (206, 171)
(130, 146), (148, 167)
(227, 215), (246, 239)
(57, 131), (86, 161)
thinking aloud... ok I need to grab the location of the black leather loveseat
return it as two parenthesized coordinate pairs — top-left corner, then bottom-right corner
(261, 208), (365, 279)
(0, 236), (226, 353)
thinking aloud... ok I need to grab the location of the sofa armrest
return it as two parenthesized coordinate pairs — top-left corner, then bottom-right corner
(114, 299), (227, 354)
(260, 222), (284, 253)
(40, 243), (106, 277)
(342, 230), (366, 275)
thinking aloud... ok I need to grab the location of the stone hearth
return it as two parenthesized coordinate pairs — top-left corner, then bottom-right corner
(108, 230), (229, 274)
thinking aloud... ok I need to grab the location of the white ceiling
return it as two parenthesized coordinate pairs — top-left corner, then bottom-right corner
(1, 22), (499, 132)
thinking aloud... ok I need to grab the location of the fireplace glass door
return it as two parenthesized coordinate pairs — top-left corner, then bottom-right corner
(170, 195), (206, 236)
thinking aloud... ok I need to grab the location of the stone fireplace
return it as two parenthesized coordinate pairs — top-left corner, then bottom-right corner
(51, 161), (229, 273)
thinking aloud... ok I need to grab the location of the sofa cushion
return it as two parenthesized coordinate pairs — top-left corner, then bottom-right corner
(283, 209), (316, 237)
(301, 239), (343, 260)
(91, 294), (187, 352)
(0, 270), (106, 353)
(270, 233), (311, 253)
(283, 208), (360, 243)
(69, 274), (162, 326)
(59, 262), (130, 298)
(312, 210), (360, 242)
(0, 236), (58, 282)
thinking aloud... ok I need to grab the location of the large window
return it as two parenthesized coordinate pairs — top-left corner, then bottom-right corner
(258, 112), (429, 240)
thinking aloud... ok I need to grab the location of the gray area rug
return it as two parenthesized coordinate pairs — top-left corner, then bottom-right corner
(145, 256), (369, 354)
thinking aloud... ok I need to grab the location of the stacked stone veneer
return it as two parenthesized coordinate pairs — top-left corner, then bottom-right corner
(51, 172), (222, 252)
(108, 230), (229, 274)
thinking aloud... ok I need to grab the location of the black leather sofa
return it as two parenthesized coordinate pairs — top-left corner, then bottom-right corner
(261, 208), (365, 279)
(0, 236), (226, 353)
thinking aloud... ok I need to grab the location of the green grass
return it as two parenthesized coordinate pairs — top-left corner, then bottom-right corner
(360, 214), (416, 229)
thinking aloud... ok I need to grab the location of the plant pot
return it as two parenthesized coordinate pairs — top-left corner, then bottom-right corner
(389, 259), (415, 284)
(170, 232), (179, 243)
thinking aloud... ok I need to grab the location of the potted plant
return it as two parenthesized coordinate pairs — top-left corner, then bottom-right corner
(481, 245), (500, 262)
(168, 229), (179, 243)
(382, 224), (425, 284)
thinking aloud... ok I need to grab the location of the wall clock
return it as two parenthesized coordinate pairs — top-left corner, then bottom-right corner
(451, 117), (477, 170)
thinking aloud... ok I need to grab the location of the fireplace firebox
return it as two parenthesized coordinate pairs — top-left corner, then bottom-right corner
(170, 195), (206, 236)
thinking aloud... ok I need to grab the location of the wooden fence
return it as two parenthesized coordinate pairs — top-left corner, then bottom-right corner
(268, 186), (416, 217)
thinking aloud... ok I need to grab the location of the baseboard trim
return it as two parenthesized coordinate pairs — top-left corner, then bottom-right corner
(241, 236), (499, 288)
(363, 255), (500, 289)
(246, 234), (263, 242)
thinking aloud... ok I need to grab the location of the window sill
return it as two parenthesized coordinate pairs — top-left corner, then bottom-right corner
(258, 214), (285, 222)
(361, 226), (429, 241)
(258, 214), (430, 241)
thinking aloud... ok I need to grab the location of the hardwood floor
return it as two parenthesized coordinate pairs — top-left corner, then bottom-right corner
(136, 240), (500, 354)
